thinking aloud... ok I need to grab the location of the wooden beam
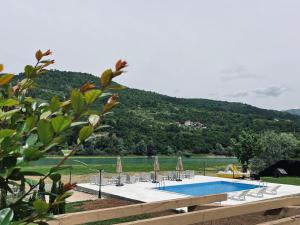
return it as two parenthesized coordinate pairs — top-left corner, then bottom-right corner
(255, 215), (300, 225)
(49, 193), (226, 225)
(118, 196), (300, 225)
(285, 206), (300, 210)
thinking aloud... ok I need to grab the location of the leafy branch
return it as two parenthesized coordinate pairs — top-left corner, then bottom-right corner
(0, 50), (127, 224)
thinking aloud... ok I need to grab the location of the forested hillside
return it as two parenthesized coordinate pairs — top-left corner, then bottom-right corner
(14, 70), (300, 156)
(286, 109), (300, 116)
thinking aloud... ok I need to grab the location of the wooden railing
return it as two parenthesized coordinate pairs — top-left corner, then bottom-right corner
(256, 214), (300, 225)
(48, 194), (226, 225)
(49, 195), (300, 225)
(118, 196), (300, 225)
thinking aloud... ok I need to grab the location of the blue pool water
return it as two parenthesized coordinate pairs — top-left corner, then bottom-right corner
(158, 181), (258, 196)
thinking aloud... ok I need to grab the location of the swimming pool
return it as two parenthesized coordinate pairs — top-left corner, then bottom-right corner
(158, 181), (259, 196)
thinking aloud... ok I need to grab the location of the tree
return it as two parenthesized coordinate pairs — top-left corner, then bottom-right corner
(0, 50), (127, 223)
(22, 69), (300, 157)
(296, 140), (300, 158)
(133, 140), (147, 155)
(250, 131), (299, 173)
(146, 140), (156, 157)
(231, 130), (260, 172)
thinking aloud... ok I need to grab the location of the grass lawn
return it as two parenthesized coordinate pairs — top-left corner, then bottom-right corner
(19, 156), (235, 184)
(262, 176), (300, 186)
(20, 155), (236, 175)
(21, 164), (226, 175)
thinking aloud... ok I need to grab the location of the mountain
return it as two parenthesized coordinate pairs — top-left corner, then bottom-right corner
(286, 109), (300, 116)
(14, 70), (300, 156)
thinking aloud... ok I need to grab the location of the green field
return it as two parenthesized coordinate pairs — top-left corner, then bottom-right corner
(262, 176), (300, 186)
(21, 156), (238, 175)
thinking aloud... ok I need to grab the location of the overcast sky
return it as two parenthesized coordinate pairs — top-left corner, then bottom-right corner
(1, 0), (300, 110)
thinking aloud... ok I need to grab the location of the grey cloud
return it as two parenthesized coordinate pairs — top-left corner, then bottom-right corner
(1, 0), (300, 110)
(252, 86), (288, 97)
(226, 91), (249, 98)
(220, 65), (259, 81)
(226, 86), (288, 98)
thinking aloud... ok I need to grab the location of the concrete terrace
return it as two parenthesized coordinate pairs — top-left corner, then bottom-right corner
(77, 175), (300, 206)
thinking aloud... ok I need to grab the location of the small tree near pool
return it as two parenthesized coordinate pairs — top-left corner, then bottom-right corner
(231, 130), (260, 172)
(250, 131), (299, 173)
(0, 50), (127, 224)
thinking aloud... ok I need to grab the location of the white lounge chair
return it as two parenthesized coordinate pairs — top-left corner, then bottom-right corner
(184, 170), (195, 179)
(228, 190), (250, 201)
(126, 175), (139, 184)
(90, 175), (97, 184)
(93, 175), (113, 186)
(247, 187), (267, 198)
(139, 173), (151, 182)
(265, 185), (281, 195)
(120, 175), (127, 184)
(155, 175), (166, 188)
(113, 174), (127, 186)
(102, 178), (113, 186)
(190, 170), (195, 178)
(167, 171), (177, 181)
(154, 174), (161, 182)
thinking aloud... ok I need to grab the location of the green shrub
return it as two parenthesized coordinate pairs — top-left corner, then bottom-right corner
(0, 50), (127, 224)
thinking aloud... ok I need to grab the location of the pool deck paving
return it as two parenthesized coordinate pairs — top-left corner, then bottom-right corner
(77, 175), (300, 206)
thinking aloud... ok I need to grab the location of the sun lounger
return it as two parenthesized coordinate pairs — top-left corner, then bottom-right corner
(247, 187), (267, 198)
(126, 175), (139, 184)
(184, 170), (195, 179)
(100, 178), (112, 186)
(167, 171), (177, 181)
(228, 190), (250, 201)
(139, 173), (151, 182)
(110, 176), (117, 184)
(90, 175), (112, 186)
(265, 185), (281, 195)
(119, 175), (127, 184)
(90, 175), (97, 184)
(190, 170), (195, 178)
(113, 174), (127, 186)
(150, 172), (155, 180)
(155, 175), (166, 188)
(99, 177), (112, 186)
